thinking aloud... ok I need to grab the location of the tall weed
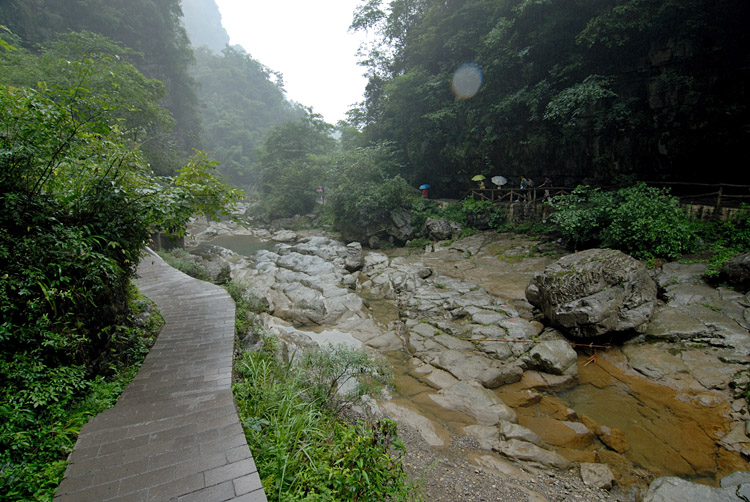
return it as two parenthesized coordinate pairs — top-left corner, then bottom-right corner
(233, 340), (418, 501)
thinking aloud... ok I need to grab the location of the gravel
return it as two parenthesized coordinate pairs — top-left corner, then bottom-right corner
(396, 423), (640, 502)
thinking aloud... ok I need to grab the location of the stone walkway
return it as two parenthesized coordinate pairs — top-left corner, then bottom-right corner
(55, 249), (267, 502)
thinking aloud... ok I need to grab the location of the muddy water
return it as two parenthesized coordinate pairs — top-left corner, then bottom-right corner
(555, 353), (747, 484)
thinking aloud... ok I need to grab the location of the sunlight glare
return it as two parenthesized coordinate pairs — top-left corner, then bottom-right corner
(451, 62), (483, 100)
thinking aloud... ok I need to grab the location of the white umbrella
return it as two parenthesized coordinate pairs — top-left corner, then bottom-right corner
(491, 175), (507, 186)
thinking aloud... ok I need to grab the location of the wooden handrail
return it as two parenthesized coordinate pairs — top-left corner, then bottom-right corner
(456, 182), (749, 211)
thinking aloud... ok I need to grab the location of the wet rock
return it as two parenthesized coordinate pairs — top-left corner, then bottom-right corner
(495, 439), (571, 469)
(429, 381), (517, 425)
(643, 476), (740, 502)
(598, 425), (629, 453)
(344, 242), (364, 272)
(580, 463), (615, 490)
(434, 349), (493, 381)
(204, 261), (231, 284)
(721, 471), (750, 489)
(380, 401), (448, 446)
(424, 368), (460, 390)
(423, 217), (460, 241)
(516, 370), (578, 392)
(719, 423), (750, 457)
(644, 307), (708, 341)
(519, 416), (594, 449)
(464, 425), (502, 450)
(526, 339), (578, 376)
(652, 261), (708, 289)
(499, 420), (542, 445)
(526, 248), (657, 338)
(475, 339), (515, 361)
(722, 253), (750, 293)
(479, 364), (524, 389)
(469, 454), (535, 481)
(388, 208), (417, 242)
(271, 229), (297, 242)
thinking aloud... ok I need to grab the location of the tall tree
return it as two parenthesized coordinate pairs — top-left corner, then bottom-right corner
(190, 46), (305, 185)
(0, 0), (202, 174)
(350, 0), (750, 192)
(256, 113), (337, 218)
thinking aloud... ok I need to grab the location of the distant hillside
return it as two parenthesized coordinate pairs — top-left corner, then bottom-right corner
(181, 0), (230, 52)
(180, 0), (306, 186)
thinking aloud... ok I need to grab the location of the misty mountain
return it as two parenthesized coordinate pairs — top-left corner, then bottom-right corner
(181, 0), (230, 52)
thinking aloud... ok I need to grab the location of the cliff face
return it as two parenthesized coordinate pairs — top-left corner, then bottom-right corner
(180, 0), (230, 52)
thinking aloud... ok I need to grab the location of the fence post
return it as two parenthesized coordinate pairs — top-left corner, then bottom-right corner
(716, 185), (723, 211)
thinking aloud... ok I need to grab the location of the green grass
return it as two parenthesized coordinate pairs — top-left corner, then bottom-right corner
(233, 338), (419, 501)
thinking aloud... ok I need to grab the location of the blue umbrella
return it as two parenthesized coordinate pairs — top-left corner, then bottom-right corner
(419, 184), (430, 190)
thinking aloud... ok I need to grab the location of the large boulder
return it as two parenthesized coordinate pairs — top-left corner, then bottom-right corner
(526, 339), (578, 376)
(721, 253), (750, 293)
(388, 208), (417, 242)
(344, 242), (364, 272)
(526, 248), (657, 338)
(643, 476), (742, 502)
(423, 217), (461, 241)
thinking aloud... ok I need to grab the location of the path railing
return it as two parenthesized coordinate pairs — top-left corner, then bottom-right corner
(463, 186), (570, 204)
(462, 182), (749, 213)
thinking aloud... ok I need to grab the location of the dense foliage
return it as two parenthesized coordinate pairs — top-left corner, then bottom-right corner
(256, 114), (338, 219)
(324, 144), (417, 238)
(412, 197), (506, 233)
(0, 37), (240, 499)
(190, 46), (305, 186)
(349, 0), (750, 195)
(547, 183), (699, 259)
(233, 339), (417, 501)
(0, 0), (201, 174)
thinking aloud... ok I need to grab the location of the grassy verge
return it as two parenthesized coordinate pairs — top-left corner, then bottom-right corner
(233, 339), (419, 501)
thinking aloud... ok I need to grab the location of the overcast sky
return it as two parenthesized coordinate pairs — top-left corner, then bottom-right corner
(213, 0), (371, 124)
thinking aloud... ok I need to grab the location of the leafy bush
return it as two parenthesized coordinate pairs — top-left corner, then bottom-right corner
(0, 41), (240, 499)
(411, 197), (506, 235)
(548, 183), (698, 259)
(325, 145), (419, 239)
(233, 340), (417, 501)
(295, 344), (392, 415)
(700, 203), (750, 280)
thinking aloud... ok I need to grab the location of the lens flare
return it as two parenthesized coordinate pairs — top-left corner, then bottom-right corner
(451, 62), (483, 100)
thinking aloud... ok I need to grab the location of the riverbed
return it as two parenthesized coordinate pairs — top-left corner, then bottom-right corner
(184, 221), (750, 500)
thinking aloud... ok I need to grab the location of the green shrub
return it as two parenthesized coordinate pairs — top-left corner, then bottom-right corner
(295, 344), (392, 415)
(233, 340), (417, 501)
(0, 44), (238, 499)
(548, 183), (698, 259)
(410, 197), (506, 236)
(158, 248), (209, 280)
(700, 203), (750, 280)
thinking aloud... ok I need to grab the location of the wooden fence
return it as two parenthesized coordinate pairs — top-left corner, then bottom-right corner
(464, 186), (569, 204)
(462, 182), (749, 221)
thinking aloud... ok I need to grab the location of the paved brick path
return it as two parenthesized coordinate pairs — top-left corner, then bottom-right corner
(55, 249), (267, 502)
